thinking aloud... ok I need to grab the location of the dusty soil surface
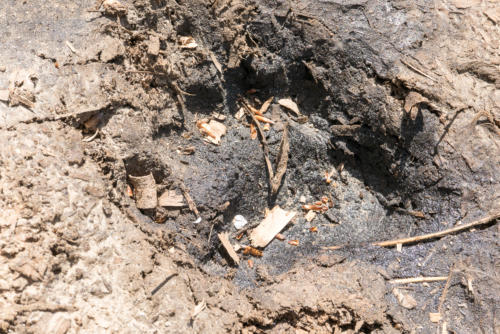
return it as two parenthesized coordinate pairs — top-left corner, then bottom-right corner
(1, 0), (499, 333)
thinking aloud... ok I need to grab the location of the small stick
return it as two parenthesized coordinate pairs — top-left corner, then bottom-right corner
(373, 212), (500, 247)
(179, 181), (200, 217)
(438, 265), (455, 314)
(241, 100), (274, 181)
(401, 59), (438, 82)
(323, 211), (500, 250)
(82, 129), (99, 142)
(389, 276), (448, 284)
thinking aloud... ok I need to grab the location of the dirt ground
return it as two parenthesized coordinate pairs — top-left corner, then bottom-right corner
(0, 0), (499, 333)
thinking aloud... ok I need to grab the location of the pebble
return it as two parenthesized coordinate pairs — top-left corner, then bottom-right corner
(0, 65), (5, 72)
(233, 215), (248, 229)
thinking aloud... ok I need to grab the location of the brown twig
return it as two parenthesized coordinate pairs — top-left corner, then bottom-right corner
(241, 100), (274, 182)
(373, 212), (500, 247)
(389, 276), (448, 284)
(178, 181), (200, 218)
(401, 59), (438, 82)
(323, 211), (500, 250)
(438, 265), (455, 314)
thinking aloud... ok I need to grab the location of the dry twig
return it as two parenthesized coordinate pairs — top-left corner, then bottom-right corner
(241, 100), (274, 182)
(389, 276), (448, 284)
(271, 123), (289, 195)
(179, 181), (200, 217)
(323, 211), (500, 250)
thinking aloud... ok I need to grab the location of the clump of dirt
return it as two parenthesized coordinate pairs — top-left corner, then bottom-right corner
(0, 0), (499, 333)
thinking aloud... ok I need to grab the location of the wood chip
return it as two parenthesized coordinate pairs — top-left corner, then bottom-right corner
(254, 115), (274, 124)
(278, 98), (301, 116)
(250, 123), (257, 140)
(235, 108), (245, 120)
(179, 36), (198, 49)
(197, 119), (226, 145)
(275, 233), (285, 241)
(249, 206), (296, 248)
(259, 96), (273, 114)
(408, 210), (425, 218)
(429, 312), (442, 323)
(393, 288), (417, 309)
(218, 232), (240, 265)
(305, 210), (316, 222)
(158, 190), (185, 208)
(128, 173), (157, 209)
(288, 239), (299, 246)
(271, 123), (289, 195)
(243, 246), (263, 257)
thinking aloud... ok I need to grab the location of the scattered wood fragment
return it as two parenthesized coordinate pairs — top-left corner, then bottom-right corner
(128, 173), (157, 209)
(235, 108), (245, 120)
(389, 276), (448, 284)
(159, 190), (186, 208)
(429, 312), (442, 323)
(288, 240), (299, 246)
(309, 226), (318, 232)
(179, 36), (198, 49)
(278, 98), (301, 116)
(275, 233), (285, 241)
(259, 96), (273, 114)
(250, 123), (257, 140)
(249, 206), (296, 248)
(218, 232), (240, 265)
(407, 210), (425, 219)
(197, 119), (226, 145)
(271, 123), (289, 195)
(323, 211), (500, 250)
(179, 181), (200, 217)
(247, 259), (254, 268)
(254, 115), (274, 124)
(305, 210), (316, 222)
(243, 246), (263, 257)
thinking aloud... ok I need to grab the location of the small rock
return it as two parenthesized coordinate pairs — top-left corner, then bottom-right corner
(233, 215), (248, 229)
(393, 288), (417, 309)
(0, 65), (6, 72)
